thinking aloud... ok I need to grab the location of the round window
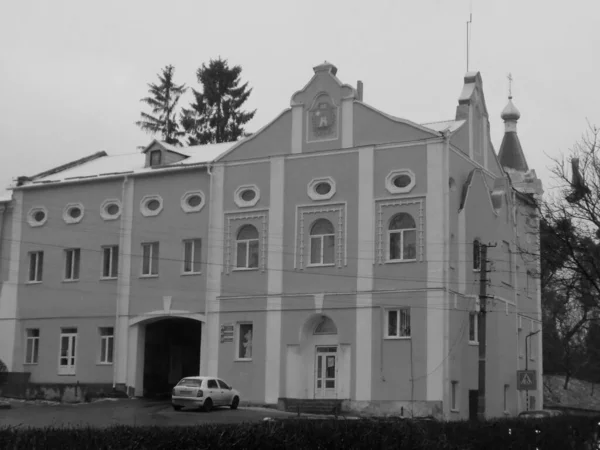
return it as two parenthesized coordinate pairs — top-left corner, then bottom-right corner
(240, 189), (256, 202)
(146, 199), (161, 211)
(393, 174), (412, 188)
(69, 207), (82, 218)
(187, 195), (203, 207)
(33, 211), (46, 222)
(315, 182), (332, 195)
(106, 203), (120, 216)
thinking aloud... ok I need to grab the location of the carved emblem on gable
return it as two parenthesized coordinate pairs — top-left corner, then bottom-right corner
(307, 94), (338, 141)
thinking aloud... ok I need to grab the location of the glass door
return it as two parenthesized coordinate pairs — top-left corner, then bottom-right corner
(315, 346), (337, 399)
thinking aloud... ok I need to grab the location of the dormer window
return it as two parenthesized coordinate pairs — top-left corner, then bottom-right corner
(150, 150), (162, 167)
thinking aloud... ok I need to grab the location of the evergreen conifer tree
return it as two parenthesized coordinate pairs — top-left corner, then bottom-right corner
(136, 65), (187, 146)
(181, 58), (256, 145)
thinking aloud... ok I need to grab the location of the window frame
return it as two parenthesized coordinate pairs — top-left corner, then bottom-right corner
(182, 238), (202, 275)
(308, 219), (336, 267)
(450, 380), (459, 412)
(502, 240), (513, 286)
(141, 242), (159, 277)
(234, 225), (259, 270)
(101, 245), (119, 279)
(236, 322), (253, 361)
(58, 328), (77, 376)
(98, 327), (114, 365)
(384, 308), (411, 339)
(387, 213), (417, 263)
(469, 312), (479, 344)
(24, 328), (40, 365)
(28, 251), (44, 283)
(473, 239), (481, 272)
(64, 248), (81, 282)
(149, 150), (162, 167)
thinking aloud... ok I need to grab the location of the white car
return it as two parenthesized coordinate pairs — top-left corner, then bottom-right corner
(171, 376), (240, 412)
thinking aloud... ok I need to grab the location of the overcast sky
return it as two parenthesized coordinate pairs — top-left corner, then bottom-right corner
(1, 0), (599, 199)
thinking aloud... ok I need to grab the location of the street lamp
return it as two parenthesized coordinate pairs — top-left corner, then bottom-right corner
(525, 329), (541, 411)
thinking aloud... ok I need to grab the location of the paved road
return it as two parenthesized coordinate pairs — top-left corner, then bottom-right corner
(0, 398), (299, 429)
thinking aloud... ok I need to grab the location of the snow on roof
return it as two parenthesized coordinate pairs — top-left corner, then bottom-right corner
(0, 190), (11, 202)
(169, 142), (237, 166)
(421, 119), (465, 133)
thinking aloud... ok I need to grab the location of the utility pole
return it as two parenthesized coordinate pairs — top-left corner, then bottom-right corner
(478, 243), (496, 421)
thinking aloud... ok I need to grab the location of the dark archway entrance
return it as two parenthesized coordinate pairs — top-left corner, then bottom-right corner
(143, 318), (201, 398)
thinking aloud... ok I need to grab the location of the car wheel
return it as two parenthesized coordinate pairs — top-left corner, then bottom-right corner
(230, 396), (239, 410)
(173, 405), (182, 411)
(202, 398), (213, 412)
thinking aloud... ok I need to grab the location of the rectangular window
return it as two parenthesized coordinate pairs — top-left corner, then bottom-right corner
(386, 309), (411, 338)
(58, 327), (77, 375)
(451, 381), (459, 411)
(150, 150), (162, 166)
(64, 248), (81, 281)
(99, 327), (114, 364)
(183, 239), (202, 274)
(141, 242), (159, 276)
(237, 323), (253, 360)
(503, 241), (512, 285)
(236, 240), (259, 269)
(469, 312), (478, 343)
(503, 384), (509, 412)
(25, 328), (40, 364)
(310, 235), (335, 265)
(389, 230), (417, 261)
(28, 251), (44, 282)
(102, 246), (119, 279)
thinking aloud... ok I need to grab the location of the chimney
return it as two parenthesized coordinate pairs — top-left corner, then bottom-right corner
(357, 81), (363, 101)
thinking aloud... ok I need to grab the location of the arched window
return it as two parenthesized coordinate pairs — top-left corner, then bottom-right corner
(388, 213), (417, 261)
(314, 316), (338, 335)
(236, 225), (259, 269)
(309, 219), (335, 265)
(473, 239), (481, 272)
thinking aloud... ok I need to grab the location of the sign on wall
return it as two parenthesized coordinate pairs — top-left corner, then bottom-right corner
(220, 324), (234, 343)
(517, 370), (537, 391)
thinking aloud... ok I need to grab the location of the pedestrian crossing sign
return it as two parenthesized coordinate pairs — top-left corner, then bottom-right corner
(517, 370), (537, 391)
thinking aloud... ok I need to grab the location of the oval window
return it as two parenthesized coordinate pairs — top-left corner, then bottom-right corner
(241, 189), (256, 202)
(315, 182), (332, 195)
(69, 207), (82, 218)
(187, 195), (202, 207)
(146, 199), (161, 211)
(393, 174), (412, 188)
(106, 204), (120, 216)
(34, 211), (46, 222)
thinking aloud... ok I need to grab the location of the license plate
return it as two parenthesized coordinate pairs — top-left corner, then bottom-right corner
(178, 390), (192, 396)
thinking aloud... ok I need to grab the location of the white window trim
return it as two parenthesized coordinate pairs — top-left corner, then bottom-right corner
(101, 245), (118, 280)
(62, 202), (85, 224)
(140, 194), (164, 217)
(307, 176), (336, 201)
(469, 312), (479, 345)
(28, 251), (43, 283)
(234, 237), (259, 270)
(234, 185), (260, 208)
(385, 169), (416, 195)
(27, 206), (48, 227)
(182, 238), (202, 275)
(235, 322), (253, 361)
(308, 233), (336, 267)
(140, 242), (159, 277)
(98, 328), (114, 365)
(384, 308), (411, 339)
(450, 380), (459, 412)
(58, 330), (77, 376)
(63, 248), (80, 282)
(386, 228), (417, 263)
(100, 199), (122, 221)
(24, 329), (39, 365)
(181, 190), (205, 213)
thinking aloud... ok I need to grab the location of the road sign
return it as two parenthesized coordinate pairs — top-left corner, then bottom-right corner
(517, 370), (537, 391)
(220, 324), (234, 343)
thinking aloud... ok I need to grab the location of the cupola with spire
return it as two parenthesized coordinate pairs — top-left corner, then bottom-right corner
(498, 74), (528, 172)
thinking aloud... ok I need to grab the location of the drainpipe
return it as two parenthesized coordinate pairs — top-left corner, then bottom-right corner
(113, 175), (129, 390)
(0, 201), (7, 284)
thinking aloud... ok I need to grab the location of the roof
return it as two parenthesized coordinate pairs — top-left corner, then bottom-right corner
(421, 119), (466, 134)
(498, 132), (529, 172)
(17, 141), (238, 187)
(0, 191), (11, 202)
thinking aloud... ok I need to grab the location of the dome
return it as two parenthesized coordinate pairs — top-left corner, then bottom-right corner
(501, 97), (521, 121)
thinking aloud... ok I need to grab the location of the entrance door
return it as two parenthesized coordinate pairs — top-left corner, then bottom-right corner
(469, 390), (479, 421)
(315, 346), (337, 399)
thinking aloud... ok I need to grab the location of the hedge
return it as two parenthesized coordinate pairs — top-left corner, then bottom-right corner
(0, 416), (596, 449)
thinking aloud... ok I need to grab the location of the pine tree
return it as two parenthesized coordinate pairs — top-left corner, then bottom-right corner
(136, 65), (187, 146)
(181, 57), (256, 145)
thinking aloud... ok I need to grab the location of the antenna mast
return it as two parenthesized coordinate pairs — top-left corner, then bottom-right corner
(466, 10), (473, 72)
(507, 73), (513, 98)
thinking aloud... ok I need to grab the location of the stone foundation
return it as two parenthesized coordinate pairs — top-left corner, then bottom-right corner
(0, 380), (128, 403)
(341, 400), (444, 419)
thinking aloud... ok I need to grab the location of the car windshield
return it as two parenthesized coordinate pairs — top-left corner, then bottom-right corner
(177, 379), (203, 387)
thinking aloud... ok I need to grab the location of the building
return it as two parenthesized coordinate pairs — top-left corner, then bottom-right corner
(0, 62), (543, 419)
